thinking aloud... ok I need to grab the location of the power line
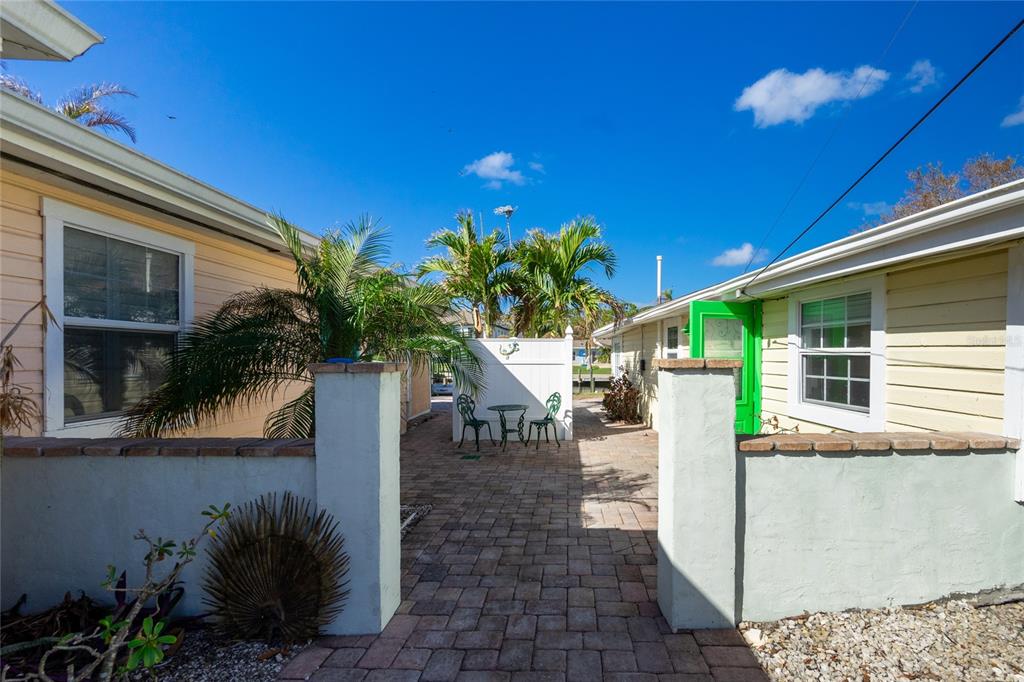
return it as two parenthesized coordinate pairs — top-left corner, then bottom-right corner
(742, 1), (919, 274)
(741, 16), (1024, 295)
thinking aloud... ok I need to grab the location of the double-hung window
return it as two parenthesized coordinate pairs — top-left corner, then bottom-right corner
(787, 277), (884, 431)
(799, 292), (871, 411)
(43, 200), (194, 435)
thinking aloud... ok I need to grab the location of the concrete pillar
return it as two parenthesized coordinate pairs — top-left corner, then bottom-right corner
(311, 362), (405, 634)
(655, 358), (739, 629)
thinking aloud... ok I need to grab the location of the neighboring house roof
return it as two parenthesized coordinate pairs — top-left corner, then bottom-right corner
(595, 178), (1024, 340)
(0, 89), (320, 253)
(0, 0), (102, 61)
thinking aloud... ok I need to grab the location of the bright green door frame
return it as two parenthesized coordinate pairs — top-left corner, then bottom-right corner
(689, 300), (762, 434)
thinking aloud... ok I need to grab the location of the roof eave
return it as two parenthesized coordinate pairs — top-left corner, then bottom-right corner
(595, 178), (1024, 338)
(0, 0), (103, 61)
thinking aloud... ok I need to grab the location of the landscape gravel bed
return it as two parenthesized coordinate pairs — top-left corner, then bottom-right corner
(740, 599), (1024, 681)
(132, 628), (308, 682)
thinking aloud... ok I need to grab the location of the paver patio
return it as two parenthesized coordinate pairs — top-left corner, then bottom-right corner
(281, 398), (767, 682)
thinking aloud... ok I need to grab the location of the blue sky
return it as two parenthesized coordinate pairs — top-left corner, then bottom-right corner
(8, 2), (1024, 304)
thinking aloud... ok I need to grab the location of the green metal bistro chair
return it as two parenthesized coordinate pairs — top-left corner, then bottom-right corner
(526, 392), (562, 449)
(457, 394), (495, 451)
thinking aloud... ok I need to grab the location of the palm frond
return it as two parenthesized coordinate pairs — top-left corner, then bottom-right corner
(80, 108), (137, 142)
(120, 288), (317, 436)
(0, 74), (42, 103)
(54, 84), (137, 142)
(264, 385), (316, 438)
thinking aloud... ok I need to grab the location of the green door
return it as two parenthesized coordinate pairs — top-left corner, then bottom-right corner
(689, 300), (762, 434)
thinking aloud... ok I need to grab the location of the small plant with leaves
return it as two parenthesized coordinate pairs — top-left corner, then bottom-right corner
(757, 414), (800, 435)
(0, 503), (231, 682)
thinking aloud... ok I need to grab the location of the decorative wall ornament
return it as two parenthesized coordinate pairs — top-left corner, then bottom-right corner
(498, 341), (520, 358)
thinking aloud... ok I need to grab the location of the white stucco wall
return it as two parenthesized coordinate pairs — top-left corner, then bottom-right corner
(453, 334), (574, 441)
(1, 456), (315, 615)
(742, 450), (1024, 621)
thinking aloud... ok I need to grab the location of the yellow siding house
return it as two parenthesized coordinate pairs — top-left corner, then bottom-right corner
(595, 180), (1024, 441)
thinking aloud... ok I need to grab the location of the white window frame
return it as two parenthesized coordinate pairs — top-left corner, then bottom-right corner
(664, 322), (680, 359)
(611, 337), (622, 377)
(42, 198), (195, 436)
(787, 275), (886, 432)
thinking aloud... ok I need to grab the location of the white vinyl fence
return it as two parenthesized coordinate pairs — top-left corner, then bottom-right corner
(453, 327), (574, 442)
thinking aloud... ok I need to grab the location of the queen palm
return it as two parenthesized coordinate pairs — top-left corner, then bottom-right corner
(121, 215), (482, 438)
(510, 217), (619, 338)
(418, 211), (513, 337)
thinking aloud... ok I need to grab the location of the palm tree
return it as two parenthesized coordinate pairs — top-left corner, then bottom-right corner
(509, 217), (619, 338)
(418, 211), (513, 337)
(1, 75), (137, 142)
(121, 215), (482, 438)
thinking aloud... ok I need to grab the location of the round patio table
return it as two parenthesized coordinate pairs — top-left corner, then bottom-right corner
(487, 404), (528, 451)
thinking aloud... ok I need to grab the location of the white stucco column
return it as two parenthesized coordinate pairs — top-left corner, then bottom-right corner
(655, 358), (739, 630)
(311, 362), (404, 634)
(1007, 244), (1024, 502)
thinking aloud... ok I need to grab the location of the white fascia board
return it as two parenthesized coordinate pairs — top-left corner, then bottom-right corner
(743, 186), (1024, 296)
(0, 0), (103, 61)
(0, 91), (319, 250)
(594, 179), (1024, 339)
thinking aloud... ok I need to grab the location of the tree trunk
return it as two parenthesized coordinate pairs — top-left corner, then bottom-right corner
(473, 306), (483, 338)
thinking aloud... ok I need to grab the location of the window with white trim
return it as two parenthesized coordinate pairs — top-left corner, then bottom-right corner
(43, 199), (195, 435)
(798, 292), (871, 411)
(63, 227), (181, 421)
(664, 325), (679, 359)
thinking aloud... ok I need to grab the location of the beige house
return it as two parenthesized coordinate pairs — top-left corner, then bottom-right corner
(595, 179), (1024, 440)
(0, 4), (430, 439)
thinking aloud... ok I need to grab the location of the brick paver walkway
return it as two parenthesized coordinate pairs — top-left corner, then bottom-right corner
(281, 399), (767, 682)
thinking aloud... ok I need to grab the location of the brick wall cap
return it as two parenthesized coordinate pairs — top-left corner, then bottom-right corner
(309, 361), (407, 374)
(2, 437), (315, 457)
(739, 431), (1020, 453)
(653, 358), (743, 370)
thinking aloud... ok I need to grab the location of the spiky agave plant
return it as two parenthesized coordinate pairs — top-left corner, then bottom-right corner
(202, 492), (350, 642)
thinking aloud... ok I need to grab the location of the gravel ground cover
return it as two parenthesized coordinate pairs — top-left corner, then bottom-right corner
(132, 628), (308, 682)
(741, 599), (1024, 681)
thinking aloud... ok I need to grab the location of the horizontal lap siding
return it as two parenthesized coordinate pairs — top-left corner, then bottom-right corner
(1, 181), (46, 428)
(618, 323), (660, 428)
(885, 251), (1007, 433)
(0, 170), (300, 437)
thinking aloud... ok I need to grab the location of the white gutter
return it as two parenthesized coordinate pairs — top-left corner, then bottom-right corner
(0, 89), (319, 250)
(0, 0), (102, 61)
(595, 178), (1024, 340)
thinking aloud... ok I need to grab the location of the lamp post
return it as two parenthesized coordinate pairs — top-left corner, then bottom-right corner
(494, 205), (516, 243)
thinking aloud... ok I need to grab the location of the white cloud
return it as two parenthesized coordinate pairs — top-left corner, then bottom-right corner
(1002, 95), (1024, 127)
(905, 59), (937, 93)
(461, 151), (526, 189)
(847, 200), (890, 216)
(528, 161), (545, 173)
(734, 65), (890, 127)
(712, 242), (769, 267)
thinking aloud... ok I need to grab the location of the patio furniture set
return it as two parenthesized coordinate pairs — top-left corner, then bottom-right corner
(456, 393), (562, 451)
